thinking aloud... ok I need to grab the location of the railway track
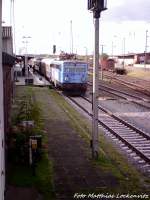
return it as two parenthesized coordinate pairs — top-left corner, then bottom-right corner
(65, 94), (150, 175)
(89, 69), (150, 95)
(33, 72), (150, 174)
(104, 73), (150, 96)
(88, 82), (150, 110)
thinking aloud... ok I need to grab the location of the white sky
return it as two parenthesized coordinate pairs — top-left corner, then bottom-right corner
(2, 0), (150, 55)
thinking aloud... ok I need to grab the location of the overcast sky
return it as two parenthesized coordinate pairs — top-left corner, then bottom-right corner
(2, 0), (150, 55)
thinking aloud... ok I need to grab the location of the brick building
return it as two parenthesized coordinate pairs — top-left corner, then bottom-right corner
(2, 52), (15, 135)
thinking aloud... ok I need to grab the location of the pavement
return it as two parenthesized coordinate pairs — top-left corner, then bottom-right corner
(15, 69), (50, 86)
(5, 186), (42, 200)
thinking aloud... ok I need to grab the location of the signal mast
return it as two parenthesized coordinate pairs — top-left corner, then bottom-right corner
(87, 0), (107, 159)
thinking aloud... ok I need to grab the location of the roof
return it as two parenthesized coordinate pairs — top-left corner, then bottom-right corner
(52, 59), (88, 65)
(117, 52), (150, 59)
(2, 52), (16, 66)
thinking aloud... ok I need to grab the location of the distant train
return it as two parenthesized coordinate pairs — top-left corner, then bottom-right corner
(33, 58), (88, 94)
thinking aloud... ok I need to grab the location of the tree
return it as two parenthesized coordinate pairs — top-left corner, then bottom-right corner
(100, 53), (108, 60)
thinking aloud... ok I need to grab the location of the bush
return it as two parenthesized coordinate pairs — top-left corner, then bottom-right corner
(9, 91), (42, 164)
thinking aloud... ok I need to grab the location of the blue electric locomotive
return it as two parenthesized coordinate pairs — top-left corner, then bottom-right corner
(43, 59), (88, 93)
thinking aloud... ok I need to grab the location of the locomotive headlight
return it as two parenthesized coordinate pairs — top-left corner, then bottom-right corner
(81, 75), (86, 82)
(65, 76), (69, 81)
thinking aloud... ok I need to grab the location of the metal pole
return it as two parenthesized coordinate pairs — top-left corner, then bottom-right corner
(23, 37), (31, 77)
(25, 41), (28, 77)
(100, 44), (104, 80)
(112, 41), (114, 58)
(70, 20), (73, 54)
(92, 17), (99, 159)
(22, 40), (28, 77)
(144, 30), (148, 70)
(84, 47), (88, 63)
(123, 37), (125, 69)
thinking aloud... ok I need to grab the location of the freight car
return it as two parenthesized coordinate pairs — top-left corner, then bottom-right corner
(101, 58), (115, 71)
(40, 58), (88, 94)
(40, 58), (53, 80)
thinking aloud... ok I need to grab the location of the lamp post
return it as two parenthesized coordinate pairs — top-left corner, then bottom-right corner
(88, 0), (107, 159)
(122, 37), (126, 69)
(84, 46), (88, 63)
(22, 36), (31, 77)
(70, 20), (73, 54)
(144, 30), (148, 70)
(112, 35), (117, 58)
(111, 41), (114, 58)
(100, 44), (106, 80)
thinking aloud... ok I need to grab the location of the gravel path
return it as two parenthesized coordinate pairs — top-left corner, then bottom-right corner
(5, 186), (40, 200)
(33, 87), (117, 200)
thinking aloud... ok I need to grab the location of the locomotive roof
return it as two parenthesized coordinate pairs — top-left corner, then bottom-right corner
(40, 58), (88, 65)
(53, 59), (88, 64)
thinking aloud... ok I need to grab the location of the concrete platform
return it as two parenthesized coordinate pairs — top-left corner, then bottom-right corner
(15, 70), (50, 86)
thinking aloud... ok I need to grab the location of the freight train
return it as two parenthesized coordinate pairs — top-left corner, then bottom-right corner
(33, 58), (88, 94)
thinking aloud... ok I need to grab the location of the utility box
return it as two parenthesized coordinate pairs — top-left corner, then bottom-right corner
(30, 135), (42, 149)
(25, 78), (34, 85)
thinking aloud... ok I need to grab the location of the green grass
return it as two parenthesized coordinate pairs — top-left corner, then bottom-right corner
(35, 153), (55, 199)
(8, 165), (36, 187)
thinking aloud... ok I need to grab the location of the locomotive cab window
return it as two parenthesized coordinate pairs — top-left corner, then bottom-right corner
(50, 64), (54, 67)
(55, 64), (61, 70)
(75, 68), (86, 72)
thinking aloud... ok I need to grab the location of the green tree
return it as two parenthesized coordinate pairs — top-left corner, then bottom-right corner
(100, 53), (109, 60)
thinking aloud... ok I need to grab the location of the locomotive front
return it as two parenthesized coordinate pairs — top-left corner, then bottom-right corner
(62, 61), (88, 93)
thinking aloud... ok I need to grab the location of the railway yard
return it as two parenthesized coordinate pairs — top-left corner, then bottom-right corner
(2, 1), (150, 199)
(5, 66), (150, 200)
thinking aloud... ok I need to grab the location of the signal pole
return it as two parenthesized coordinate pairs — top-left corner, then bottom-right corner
(100, 44), (106, 80)
(123, 37), (126, 69)
(70, 20), (73, 54)
(22, 36), (31, 77)
(144, 30), (148, 70)
(88, 0), (107, 159)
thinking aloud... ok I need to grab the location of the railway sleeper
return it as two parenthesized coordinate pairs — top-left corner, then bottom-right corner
(125, 138), (148, 141)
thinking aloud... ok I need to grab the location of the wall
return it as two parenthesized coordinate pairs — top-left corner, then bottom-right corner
(2, 53), (15, 136)
(0, 0), (5, 199)
(2, 27), (13, 55)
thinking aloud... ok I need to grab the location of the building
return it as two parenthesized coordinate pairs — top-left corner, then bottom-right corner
(116, 52), (150, 67)
(0, 24), (14, 199)
(2, 52), (15, 136)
